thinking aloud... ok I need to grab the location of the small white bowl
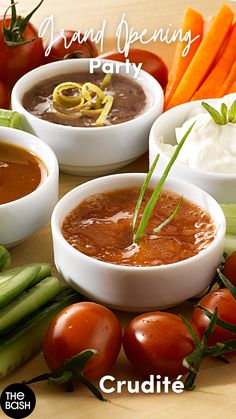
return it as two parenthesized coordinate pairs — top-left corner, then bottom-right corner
(149, 100), (236, 203)
(11, 59), (163, 176)
(0, 127), (59, 247)
(51, 173), (225, 312)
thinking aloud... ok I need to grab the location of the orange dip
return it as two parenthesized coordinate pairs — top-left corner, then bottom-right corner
(0, 142), (47, 204)
(62, 188), (216, 267)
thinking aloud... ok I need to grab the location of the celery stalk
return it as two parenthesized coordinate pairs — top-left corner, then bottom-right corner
(224, 234), (236, 255)
(0, 109), (22, 129)
(221, 204), (236, 235)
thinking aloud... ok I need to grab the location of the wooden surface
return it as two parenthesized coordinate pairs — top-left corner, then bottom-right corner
(1, 1), (236, 418)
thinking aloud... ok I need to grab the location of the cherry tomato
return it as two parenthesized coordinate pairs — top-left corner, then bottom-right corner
(0, 81), (10, 109)
(0, 2), (45, 89)
(43, 302), (122, 381)
(45, 30), (98, 62)
(123, 311), (199, 378)
(99, 49), (168, 89)
(192, 289), (236, 346)
(223, 251), (236, 287)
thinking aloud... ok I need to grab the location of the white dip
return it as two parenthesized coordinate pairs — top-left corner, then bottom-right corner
(158, 93), (236, 173)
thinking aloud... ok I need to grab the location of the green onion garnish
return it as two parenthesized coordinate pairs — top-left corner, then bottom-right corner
(131, 153), (160, 232)
(228, 99), (236, 123)
(133, 122), (195, 243)
(202, 98), (236, 125)
(0, 109), (22, 129)
(153, 196), (183, 234)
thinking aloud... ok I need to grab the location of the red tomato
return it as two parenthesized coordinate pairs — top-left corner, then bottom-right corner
(192, 289), (236, 346)
(0, 81), (10, 109)
(0, 5), (45, 89)
(99, 49), (168, 89)
(45, 30), (98, 62)
(123, 311), (199, 378)
(223, 251), (236, 287)
(43, 302), (122, 381)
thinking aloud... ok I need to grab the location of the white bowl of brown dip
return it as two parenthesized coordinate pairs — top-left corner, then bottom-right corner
(12, 59), (163, 176)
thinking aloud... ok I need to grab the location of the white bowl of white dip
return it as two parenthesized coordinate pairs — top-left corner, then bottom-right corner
(149, 94), (236, 203)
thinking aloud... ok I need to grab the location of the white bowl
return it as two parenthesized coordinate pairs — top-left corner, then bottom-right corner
(0, 127), (59, 247)
(149, 100), (236, 203)
(11, 59), (163, 176)
(51, 173), (226, 312)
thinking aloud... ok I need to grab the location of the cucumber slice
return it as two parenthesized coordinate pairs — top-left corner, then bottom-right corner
(0, 265), (40, 309)
(0, 263), (51, 286)
(0, 277), (61, 335)
(0, 245), (11, 272)
(0, 287), (83, 379)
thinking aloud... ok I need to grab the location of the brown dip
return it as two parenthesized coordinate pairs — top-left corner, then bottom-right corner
(62, 187), (216, 267)
(23, 72), (147, 127)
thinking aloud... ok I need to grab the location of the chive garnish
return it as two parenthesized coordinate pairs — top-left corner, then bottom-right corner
(131, 153), (160, 232)
(202, 98), (236, 125)
(221, 103), (228, 122)
(153, 196), (183, 234)
(202, 102), (226, 125)
(228, 99), (236, 123)
(133, 122), (195, 243)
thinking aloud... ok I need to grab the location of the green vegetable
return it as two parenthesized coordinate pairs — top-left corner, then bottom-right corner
(202, 98), (236, 125)
(224, 234), (236, 255)
(220, 204), (236, 255)
(0, 277), (61, 335)
(0, 245), (11, 272)
(153, 196), (183, 233)
(221, 203), (236, 235)
(228, 99), (236, 123)
(0, 287), (82, 379)
(0, 109), (22, 129)
(0, 262), (51, 287)
(0, 265), (41, 309)
(132, 153), (160, 232)
(133, 122), (195, 242)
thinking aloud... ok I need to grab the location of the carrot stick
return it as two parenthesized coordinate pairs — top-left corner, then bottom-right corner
(218, 61), (236, 96)
(164, 8), (203, 108)
(192, 23), (236, 100)
(228, 81), (236, 94)
(166, 4), (235, 109)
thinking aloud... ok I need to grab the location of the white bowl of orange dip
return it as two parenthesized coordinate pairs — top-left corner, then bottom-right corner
(51, 173), (226, 312)
(0, 126), (58, 247)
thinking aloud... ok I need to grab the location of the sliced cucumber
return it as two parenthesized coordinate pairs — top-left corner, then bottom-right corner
(0, 277), (61, 335)
(0, 245), (11, 272)
(0, 287), (83, 379)
(0, 265), (40, 309)
(0, 263), (51, 286)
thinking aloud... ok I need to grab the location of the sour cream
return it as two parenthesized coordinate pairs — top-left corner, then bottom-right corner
(158, 93), (236, 173)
